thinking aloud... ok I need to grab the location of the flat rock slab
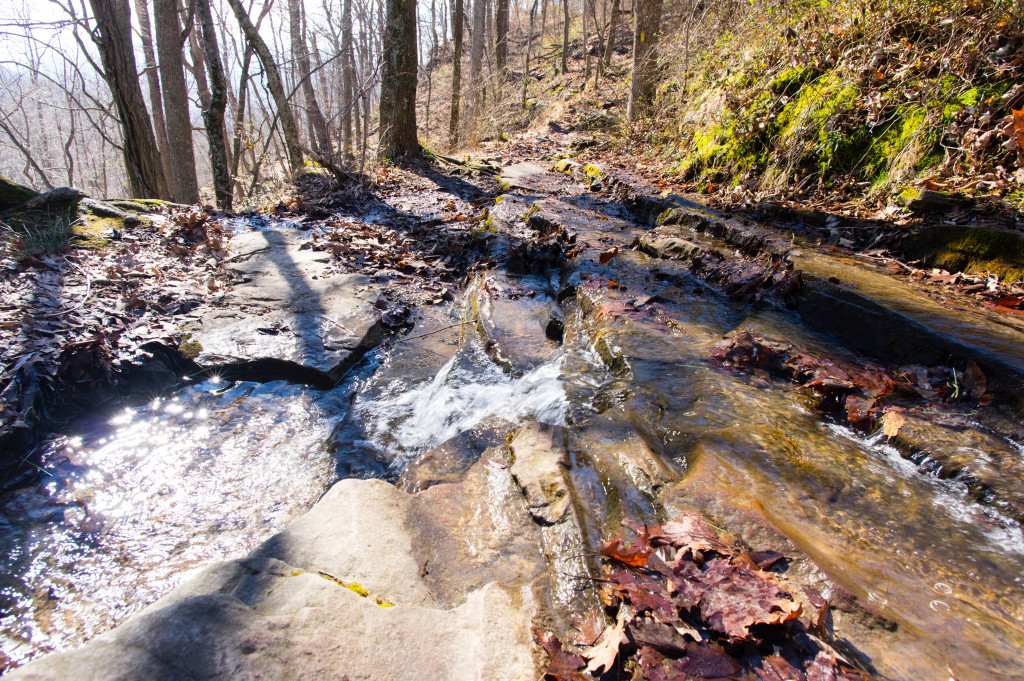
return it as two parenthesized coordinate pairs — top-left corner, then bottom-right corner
(188, 228), (384, 374)
(9, 460), (542, 681)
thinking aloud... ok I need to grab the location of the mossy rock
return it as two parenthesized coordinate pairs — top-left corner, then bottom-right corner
(0, 175), (40, 211)
(110, 199), (166, 213)
(901, 225), (1024, 282)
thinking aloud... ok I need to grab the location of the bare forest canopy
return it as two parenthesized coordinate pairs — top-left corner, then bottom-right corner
(1, 0), (1022, 211)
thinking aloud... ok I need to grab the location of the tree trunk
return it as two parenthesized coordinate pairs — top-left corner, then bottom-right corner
(196, 0), (232, 209)
(225, 0), (304, 173)
(602, 0), (619, 68)
(494, 0), (508, 85)
(468, 0), (484, 141)
(522, 0), (537, 108)
(561, 0), (569, 74)
(626, 0), (662, 120)
(289, 0), (332, 156)
(87, 0), (168, 199)
(379, 0), (419, 159)
(342, 0), (355, 160)
(132, 0), (173, 194)
(449, 0), (463, 147)
(154, 0), (200, 204)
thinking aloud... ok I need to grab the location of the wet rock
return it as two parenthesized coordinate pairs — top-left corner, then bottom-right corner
(510, 422), (571, 524)
(467, 275), (560, 374)
(409, 447), (547, 605)
(889, 412), (1024, 522)
(398, 418), (516, 492)
(497, 162), (550, 192)
(187, 227), (386, 382)
(9, 462), (542, 681)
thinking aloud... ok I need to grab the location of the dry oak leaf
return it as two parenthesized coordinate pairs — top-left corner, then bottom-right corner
(880, 409), (906, 438)
(583, 607), (629, 674)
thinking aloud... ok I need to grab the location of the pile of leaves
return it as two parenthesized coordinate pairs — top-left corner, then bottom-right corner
(535, 514), (868, 680)
(0, 207), (233, 468)
(709, 331), (990, 436)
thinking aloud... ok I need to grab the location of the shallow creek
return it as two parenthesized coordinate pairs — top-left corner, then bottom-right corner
(3, 225), (1024, 680)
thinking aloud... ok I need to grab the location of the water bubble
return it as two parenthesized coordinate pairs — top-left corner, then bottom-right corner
(867, 591), (888, 605)
(933, 582), (953, 595)
(929, 600), (951, 615)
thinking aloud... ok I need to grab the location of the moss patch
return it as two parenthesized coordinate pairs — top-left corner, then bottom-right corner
(0, 175), (40, 210)
(902, 225), (1024, 282)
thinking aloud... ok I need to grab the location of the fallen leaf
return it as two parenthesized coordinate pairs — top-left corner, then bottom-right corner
(673, 643), (742, 678)
(881, 409), (906, 438)
(599, 247), (619, 264)
(533, 628), (589, 681)
(601, 525), (653, 567)
(584, 607), (629, 674)
(696, 559), (802, 639)
(652, 514), (732, 555)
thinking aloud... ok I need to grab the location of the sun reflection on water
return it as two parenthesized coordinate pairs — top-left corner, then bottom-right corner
(0, 379), (344, 668)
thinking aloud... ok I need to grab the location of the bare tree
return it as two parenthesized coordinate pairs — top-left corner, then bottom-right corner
(494, 0), (508, 84)
(154, 0), (200, 203)
(225, 0), (304, 173)
(449, 0), (464, 147)
(196, 0), (231, 209)
(342, 0), (356, 160)
(379, 0), (419, 158)
(602, 0), (620, 69)
(289, 0), (332, 156)
(468, 0), (484, 140)
(627, 0), (662, 119)
(86, 0), (169, 199)
(132, 0), (173, 191)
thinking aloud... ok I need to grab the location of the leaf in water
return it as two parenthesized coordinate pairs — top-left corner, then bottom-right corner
(533, 628), (589, 681)
(957, 360), (987, 399)
(751, 654), (808, 681)
(601, 524), (653, 566)
(599, 247), (619, 264)
(651, 513), (732, 555)
(672, 643), (742, 678)
(697, 559), (801, 639)
(880, 409), (906, 438)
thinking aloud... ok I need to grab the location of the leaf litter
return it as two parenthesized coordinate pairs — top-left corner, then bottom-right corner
(536, 513), (869, 680)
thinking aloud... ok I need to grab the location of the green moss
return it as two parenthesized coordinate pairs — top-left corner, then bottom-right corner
(0, 175), (39, 210)
(769, 66), (816, 96)
(72, 215), (123, 248)
(179, 335), (203, 360)
(902, 225), (1024, 282)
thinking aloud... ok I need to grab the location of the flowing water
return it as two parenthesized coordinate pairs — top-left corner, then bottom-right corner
(3, 236), (1024, 679)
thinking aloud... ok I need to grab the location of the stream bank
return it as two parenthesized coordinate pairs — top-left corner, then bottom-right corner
(3, 131), (1024, 680)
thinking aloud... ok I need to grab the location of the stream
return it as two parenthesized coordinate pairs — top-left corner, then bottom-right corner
(3, 187), (1024, 679)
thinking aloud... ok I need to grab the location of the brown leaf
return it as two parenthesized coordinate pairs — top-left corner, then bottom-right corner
(696, 559), (801, 639)
(533, 628), (589, 681)
(673, 643), (742, 678)
(957, 360), (987, 399)
(599, 247), (619, 264)
(652, 513), (732, 555)
(583, 607), (628, 674)
(880, 409), (906, 438)
(1013, 109), (1024, 150)
(601, 525), (652, 567)
(626, 616), (691, 656)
